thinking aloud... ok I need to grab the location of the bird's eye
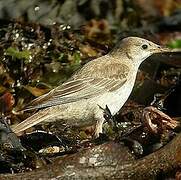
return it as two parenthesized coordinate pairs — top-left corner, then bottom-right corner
(142, 44), (148, 49)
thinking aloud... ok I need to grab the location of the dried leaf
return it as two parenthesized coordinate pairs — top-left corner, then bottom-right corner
(23, 86), (50, 97)
(79, 44), (98, 57)
(0, 92), (15, 112)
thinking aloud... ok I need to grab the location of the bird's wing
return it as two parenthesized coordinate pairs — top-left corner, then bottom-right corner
(23, 59), (129, 111)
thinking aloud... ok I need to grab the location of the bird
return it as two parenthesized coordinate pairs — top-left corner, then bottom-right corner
(12, 37), (171, 137)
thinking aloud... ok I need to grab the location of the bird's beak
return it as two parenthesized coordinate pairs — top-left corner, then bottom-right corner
(151, 46), (181, 54)
(151, 46), (172, 54)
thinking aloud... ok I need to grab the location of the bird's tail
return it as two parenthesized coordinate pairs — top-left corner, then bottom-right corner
(11, 109), (52, 134)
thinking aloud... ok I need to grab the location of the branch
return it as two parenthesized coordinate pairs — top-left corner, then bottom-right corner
(1, 133), (181, 179)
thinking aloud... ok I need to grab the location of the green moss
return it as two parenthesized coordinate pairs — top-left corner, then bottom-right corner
(73, 51), (81, 65)
(167, 39), (181, 49)
(6, 47), (31, 63)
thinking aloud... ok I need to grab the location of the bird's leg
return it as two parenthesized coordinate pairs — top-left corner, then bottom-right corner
(93, 105), (119, 138)
(93, 119), (104, 138)
(93, 106), (106, 138)
(99, 105), (119, 132)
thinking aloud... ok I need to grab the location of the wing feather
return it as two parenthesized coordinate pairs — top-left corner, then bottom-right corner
(22, 56), (129, 111)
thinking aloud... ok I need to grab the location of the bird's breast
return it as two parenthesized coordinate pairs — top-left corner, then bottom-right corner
(96, 78), (136, 116)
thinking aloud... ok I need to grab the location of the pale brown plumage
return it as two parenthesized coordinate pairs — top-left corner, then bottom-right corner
(23, 59), (129, 111)
(12, 37), (172, 136)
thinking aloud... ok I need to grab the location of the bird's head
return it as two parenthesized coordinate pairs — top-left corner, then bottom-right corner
(110, 37), (171, 65)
